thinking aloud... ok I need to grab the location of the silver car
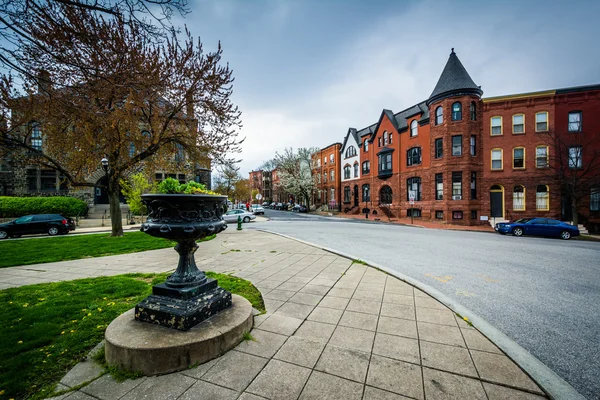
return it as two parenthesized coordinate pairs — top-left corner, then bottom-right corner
(222, 209), (256, 223)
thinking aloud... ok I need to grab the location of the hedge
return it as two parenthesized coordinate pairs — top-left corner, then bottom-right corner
(0, 197), (89, 218)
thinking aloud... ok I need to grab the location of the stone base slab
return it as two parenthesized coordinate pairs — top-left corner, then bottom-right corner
(105, 294), (253, 376)
(135, 285), (232, 331)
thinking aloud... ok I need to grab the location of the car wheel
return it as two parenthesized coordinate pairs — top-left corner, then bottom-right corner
(243, 216), (250, 223)
(560, 230), (571, 240)
(48, 226), (60, 236)
(512, 227), (523, 237)
(0, 230), (8, 240)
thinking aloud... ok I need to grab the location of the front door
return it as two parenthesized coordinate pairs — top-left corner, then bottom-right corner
(353, 185), (359, 207)
(95, 176), (109, 204)
(561, 193), (573, 221)
(490, 186), (504, 218)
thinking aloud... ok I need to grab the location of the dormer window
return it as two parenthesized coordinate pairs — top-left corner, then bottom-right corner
(383, 132), (389, 146)
(363, 140), (368, 152)
(435, 106), (443, 125)
(345, 146), (357, 158)
(452, 102), (462, 121)
(410, 120), (418, 137)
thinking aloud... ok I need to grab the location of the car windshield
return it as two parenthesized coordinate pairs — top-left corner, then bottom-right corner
(14, 216), (33, 224)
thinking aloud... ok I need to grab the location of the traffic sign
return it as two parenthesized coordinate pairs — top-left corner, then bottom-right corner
(255, 193), (263, 200)
(408, 191), (416, 205)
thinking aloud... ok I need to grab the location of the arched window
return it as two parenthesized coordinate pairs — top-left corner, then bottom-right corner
(345, 146), (357, 158)
(343, 165), (351, 179)
(452, 102), (462, 121)
(362, 184), (370, 202)
(407, 177), (422, 201)
(513, 185), (525, 211)
(410, 120), (418, 137)
(383, 132), (389, 146)
(380, 186), (393, 205)
(536, 185), (549, 211)
(470, 101), (477, 121)
(353, 162), (359, 178)
(435, 106), (443, 125)
(30, 122), (43, 151)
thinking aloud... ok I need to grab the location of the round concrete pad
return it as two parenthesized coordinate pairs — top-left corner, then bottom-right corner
(105, 294), (253, 376)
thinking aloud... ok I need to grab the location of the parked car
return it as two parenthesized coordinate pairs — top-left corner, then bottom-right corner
(0, 214), (75, 239)
(222, 209), (256, 223)
(275, 203), (289, 211)
(495, 218), (579, 240)
(291, 204), (308, 213)
(262, 202), (270, 207)
(270, 202), (277, 209)
(251, 205), (265, 215)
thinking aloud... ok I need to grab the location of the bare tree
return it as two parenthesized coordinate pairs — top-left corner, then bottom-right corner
(213, 161), (241, 198)
(0, 3), (242, 236)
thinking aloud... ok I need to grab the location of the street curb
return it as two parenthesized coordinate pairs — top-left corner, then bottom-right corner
(257, 228), (586, 400)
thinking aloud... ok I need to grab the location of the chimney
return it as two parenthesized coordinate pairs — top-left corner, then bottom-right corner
(37, 70), (52, 94)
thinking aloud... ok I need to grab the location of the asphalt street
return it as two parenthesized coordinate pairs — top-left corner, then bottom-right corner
(256, 209), (600, 399)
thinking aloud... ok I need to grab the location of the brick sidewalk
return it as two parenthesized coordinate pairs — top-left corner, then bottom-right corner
(41, 230), (547, 400)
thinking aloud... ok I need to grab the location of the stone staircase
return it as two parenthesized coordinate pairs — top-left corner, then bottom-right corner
(576, 224), (589, 235)
(78, 204), (131, 228)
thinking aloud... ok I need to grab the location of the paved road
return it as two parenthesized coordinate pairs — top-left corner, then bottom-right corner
(257, 209), (600, 399)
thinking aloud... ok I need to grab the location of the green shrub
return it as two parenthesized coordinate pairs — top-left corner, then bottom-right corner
(0, 197), (88, 218)
(120, 173), (156, 215)
(157, 177), (181, 194)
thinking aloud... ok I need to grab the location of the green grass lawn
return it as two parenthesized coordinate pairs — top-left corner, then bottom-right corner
(0, 271), (264, 400)
(0, 232), (216, 268)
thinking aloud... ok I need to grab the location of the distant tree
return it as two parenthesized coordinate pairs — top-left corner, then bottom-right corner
(0, 2), (242, 236)
(120, 172), (156, 215)
(272, 147), (319, 207)
(233, 178), (250, 203)
(213, 161), (241, 198)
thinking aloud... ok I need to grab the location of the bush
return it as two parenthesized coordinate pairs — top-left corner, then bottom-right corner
(0, 197), (88, 218)
(120, 173), (157, 215)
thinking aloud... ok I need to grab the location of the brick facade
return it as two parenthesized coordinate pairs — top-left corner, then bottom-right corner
(312, 143), (342, 210)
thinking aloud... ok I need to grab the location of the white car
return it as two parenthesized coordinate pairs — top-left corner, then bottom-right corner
(251, 205), (265, 215)
(222, 209), (256, 223)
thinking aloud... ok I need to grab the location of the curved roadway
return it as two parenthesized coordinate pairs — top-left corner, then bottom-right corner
(254, 209), (600, 399)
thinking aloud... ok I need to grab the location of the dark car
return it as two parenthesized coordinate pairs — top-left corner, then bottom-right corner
(495, 218), (579, 240)
(0, 214), (74, 239)
(292, 204), (308, 213)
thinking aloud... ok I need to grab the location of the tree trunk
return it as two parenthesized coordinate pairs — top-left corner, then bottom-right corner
(571, 196), (578, 226)
(108, 178), (124, 237)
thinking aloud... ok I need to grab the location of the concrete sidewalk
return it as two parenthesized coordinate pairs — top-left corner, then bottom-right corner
(5, 229), (548, 399)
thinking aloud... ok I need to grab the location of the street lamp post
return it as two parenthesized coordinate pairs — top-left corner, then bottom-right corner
(100, 157), (109, 227)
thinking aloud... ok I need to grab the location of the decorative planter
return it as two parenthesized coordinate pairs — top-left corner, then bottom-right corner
(135, 194), (232, 331)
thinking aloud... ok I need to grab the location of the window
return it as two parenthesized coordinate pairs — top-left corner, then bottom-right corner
(343, 165), (350, 179)
(452, 172), (462, 200)
(536, 146), (548, 168)
(435, 173), (443, 200)
(323, 173), (327, 183)
(513, 185), (525, 211)
(452, 135), (462, 156)
(317, 159), (321, 167)
(318, 190), (321, 200)
(345, 146), (357, 158)
(324, 157), (327, 165)
(175, 143), (185, 163)
(471, 172), (477, 200)
(452, 211), (463, 220)
(383, 132), (389, 146)
(407, 177), (422, 201)
(410, 120), (418, 137)
(178, 174), (186, 184)
(513, 147), (525, 169)
(470, 101), (477, 121)
(317, 174), (321, 184)
(344, 186), (351, 202)
(491, 149), (503, 170)
(31, 122), (42, 151)
(27, 169), (37, 191)
(380, 186), (392, 204)
(364, 140), (369, 152)
(471, 210), (477, 220)
(407, 147), (422, 166)
(362, 184), (370, 202)
(513, 114), (524, 134)
(470, 136), (476, 156)
(407, 208), (421, 217)
(362, 161), (370, 174)
(535, 112), (548, 132)
(568, 146), (582, 169)
(330, 154), (334, 164)
(389, 132), (392, 144)
(330, 170), (334, 181)
(378, 137), (381, 147)
(129, 143), (136, 158)
(330, 188), (335, 201)
(435, 138), (443, 159)
(353, 163), (359, 178)
(536, 185), (549, 210)
(591, 188), (600, 211)
(41, 169), (56, 191)
(435, 210), (444, 219)
(378, 153), (392, 172)
(452, 102), (462, 121)
(435, 106), (443, 125)
(568, 111), (582, 132)
(491, 117), (502, 135)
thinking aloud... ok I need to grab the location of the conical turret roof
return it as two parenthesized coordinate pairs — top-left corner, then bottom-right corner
(427, 49), (482, 106)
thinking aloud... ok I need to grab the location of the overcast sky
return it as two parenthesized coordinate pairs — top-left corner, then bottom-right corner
(178, 0), (600, 176)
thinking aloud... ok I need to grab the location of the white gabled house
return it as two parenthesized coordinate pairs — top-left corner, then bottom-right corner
(340, 127), (361, 208)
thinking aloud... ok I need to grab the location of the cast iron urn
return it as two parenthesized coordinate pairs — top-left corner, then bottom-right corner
(135, 194), (231, 331)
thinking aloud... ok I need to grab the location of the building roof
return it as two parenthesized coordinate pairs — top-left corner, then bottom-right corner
(427, 49), (482, 106)
(340, 128), (360, 153)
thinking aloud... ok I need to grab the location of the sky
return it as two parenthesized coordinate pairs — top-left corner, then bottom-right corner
(160, 0), (598, 175)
